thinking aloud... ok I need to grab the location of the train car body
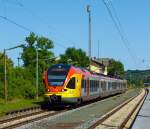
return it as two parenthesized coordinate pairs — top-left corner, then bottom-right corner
(43, 64), (127, 104)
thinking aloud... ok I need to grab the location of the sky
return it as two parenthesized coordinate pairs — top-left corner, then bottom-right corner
(0, 0), (150, 70)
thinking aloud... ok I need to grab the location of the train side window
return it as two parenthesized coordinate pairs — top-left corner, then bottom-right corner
(101, 81), (106, 91)
(101, 81), (103, 90)
(94, 81), (95, 91)
(91, 81), (92, 92)
(91, 80), (92, 92)
(92, 80), (94, 92)
(94, 80), (95, 91)
(82, 79), (84, 88)
(82, 79), (86, 93)
(94, 80), (95, 90)
(108, 82), (111, 90)
(90, 80), (91, 92)
(84, 80), (87, 93)
(92, 80), (93, 92)
(66, 77), (75, 89)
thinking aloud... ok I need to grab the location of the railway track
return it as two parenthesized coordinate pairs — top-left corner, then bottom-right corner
(0, 90), (142, 129)
(0, 101), (90, 129)
(88, 88), (148, 129)
(0, 107), (68, 129)
(0, 93), (124, 129)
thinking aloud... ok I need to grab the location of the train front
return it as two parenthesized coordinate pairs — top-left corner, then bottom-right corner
(43, 64), (82, 104)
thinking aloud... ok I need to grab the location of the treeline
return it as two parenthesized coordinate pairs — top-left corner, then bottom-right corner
(0, 33), (90, 100)
(125, 69), (150, 87)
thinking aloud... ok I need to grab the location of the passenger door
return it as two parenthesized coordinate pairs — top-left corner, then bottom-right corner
(75, 74), (82, 97)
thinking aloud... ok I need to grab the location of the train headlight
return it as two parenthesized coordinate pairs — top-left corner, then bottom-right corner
(47, 89), (50, 92)
(62, 89), (67, 92)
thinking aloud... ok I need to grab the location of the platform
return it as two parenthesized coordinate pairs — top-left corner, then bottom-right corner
(131, 88), (150, 129)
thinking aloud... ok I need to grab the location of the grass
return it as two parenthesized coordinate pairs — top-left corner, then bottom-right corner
(0, 97), (44, 116)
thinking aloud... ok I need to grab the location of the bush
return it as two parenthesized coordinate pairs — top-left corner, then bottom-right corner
(0, 81), (4, 99)
(7, 67), (37, 100)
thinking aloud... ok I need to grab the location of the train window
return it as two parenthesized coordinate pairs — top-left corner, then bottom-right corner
(94, 80), (95, 91)
(93, 80), (95, 91)
(82, 79), (86, 93)
(91, 80), (93, 92)
(96, 80), (98, 91)
(93, 80), (95, 92)
(108, 82), (111, 90)
(92, 80), (94, 92)
(66, 77), (75, 89)
(112, 82), (116, 89)
(89, 80), (91, 92)
(92, 80), (93, 92)
(101, 81), (106, 91)
(95, 81), (97, 91)
(82, 80), (83, 88)
(82, 79), (85, 88)
(47, 65), (70, 86)
(96, 81), (98, 91)
(84, 80), (87, 93)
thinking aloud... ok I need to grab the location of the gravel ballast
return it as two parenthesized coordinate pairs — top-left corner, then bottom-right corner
(15, 89), (140, 129)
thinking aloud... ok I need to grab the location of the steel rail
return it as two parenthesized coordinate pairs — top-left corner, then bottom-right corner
(0, 106), (42, 124)
(119, 88), (148, 129)
(88, 89), (146, 129)
(0, 93), (123, 129)
(1, 110), (68, 129)
(0, 90), (140, 129)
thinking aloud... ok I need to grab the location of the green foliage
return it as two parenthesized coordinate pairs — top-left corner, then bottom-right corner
(0, 81), (3, 99)
(21, 32), (55, 98)
(0, 33), (55, 100)
(22, 32), (54, 68)
(0, 98), (43, 116)
(125, 70), (150, 87)
(8, 67), (36, 99)
(0, 52), (14, 99)
(59, 47), (90, 67)
(107, 59), (124, 78)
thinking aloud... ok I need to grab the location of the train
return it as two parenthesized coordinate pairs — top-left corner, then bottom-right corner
(43, 64), (127, 105)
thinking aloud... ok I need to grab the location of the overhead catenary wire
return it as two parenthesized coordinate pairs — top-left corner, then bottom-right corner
(0, 15), (32, 32)
(0, 15), (67, 49)
(8, 0), (76, 49)
(102, 0), (136, 62)
(107, 0), (139, 62)
(101, 0), (138, 66)
(0, 0), (69, 50)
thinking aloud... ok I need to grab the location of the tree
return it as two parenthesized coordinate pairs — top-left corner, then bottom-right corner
(21, 32), (55, 96)
(125, 70), (150, 87)
(0, 52), (13, 99)
(0, 32), (55, 100)
(59, 47), (90, 67)
(21, 32), (54, 69)
(8, 67), (36, 99)
(107, 59), (124, 78)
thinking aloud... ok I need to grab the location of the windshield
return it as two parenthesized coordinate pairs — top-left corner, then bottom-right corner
(47, 64), (71, 86)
